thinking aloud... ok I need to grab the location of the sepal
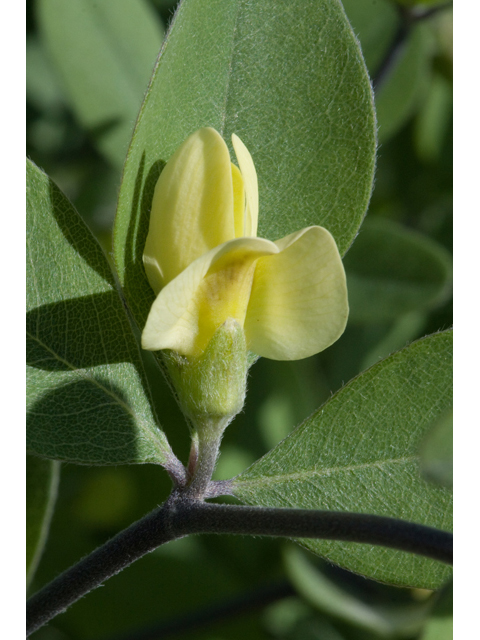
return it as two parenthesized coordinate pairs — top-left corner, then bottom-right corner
(162, 318), (249, 437)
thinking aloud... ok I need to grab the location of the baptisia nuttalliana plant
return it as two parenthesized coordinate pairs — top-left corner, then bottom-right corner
(141, 127), (348, 443)
(27, 2), (452, 635)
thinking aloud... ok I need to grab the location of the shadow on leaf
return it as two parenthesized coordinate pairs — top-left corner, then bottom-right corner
(121, 153), (166, 332)
(47, 180), (116, 286)
(27, 293), (138, 371)
(27, 379), (142, 465)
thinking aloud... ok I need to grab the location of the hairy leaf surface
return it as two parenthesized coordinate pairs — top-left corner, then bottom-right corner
(27, 159), (172, 466)
(233, 331), (453, 588)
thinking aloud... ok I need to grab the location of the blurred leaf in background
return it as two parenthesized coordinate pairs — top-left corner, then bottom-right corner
(26, 456), (60, 589)
(419, 580), (453, 640)
(36, 0), (165, 169)
(27, 0), (165, 251)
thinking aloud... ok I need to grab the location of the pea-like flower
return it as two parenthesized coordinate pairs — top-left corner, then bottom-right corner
(142, 127), (348, 361)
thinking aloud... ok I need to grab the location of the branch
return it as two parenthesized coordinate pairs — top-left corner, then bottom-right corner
(26, 494), (452, 636)
(184, 502), (453, 564)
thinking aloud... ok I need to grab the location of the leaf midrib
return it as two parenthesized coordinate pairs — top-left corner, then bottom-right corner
(234, 455), (417, 488)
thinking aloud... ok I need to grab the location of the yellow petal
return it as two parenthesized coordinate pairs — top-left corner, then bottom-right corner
(142, 237), (279, 357)
(232, 134), (258, 237)
(244, 226), (348, 360)
(231, 163), (245, 239)
(143, 128), (236, 292)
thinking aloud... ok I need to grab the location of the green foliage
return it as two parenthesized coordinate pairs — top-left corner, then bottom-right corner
(344, 217), (452, 324)
(26, 456), (60, 589)
(284, 546), (433, 637)
(396, 0), (448, 6)
(37, 0), (165, 167)
(375, 23), (434, 143)
(26, 0), (452, 638)
(414, 71), (453, 162)
(233, 331), (453, 589)
(26, 159), (172, 466)
(342, 0), (451, 143)
(419, 580), (453, 640)
(113, 0), (377, 332)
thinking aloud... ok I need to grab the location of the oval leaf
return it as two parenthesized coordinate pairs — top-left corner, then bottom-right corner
(232, 330), (453, 589)
(113, 0), (377, 331)
(27, 159), (172, 466)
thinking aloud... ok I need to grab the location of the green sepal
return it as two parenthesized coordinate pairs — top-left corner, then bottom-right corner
(162, 319), (248, 435)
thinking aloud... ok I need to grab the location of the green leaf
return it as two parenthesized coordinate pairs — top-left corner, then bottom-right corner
(27, 158), (172, 466)
(341, 0), (434, 142)
(26, 35), (66, 112)
(26, 455), (60, 589)
(414, 72), (453, 163)
(340, 0), (398, 73)
(284, 546), (432, 637)
(113, 0), (377, 332)
(232, 330), (453, 589)
(37, 0), (165, 167)
(419, 580), (452, 640)
(419, 408), (453, 489)
(375, 23), (434, 143)
(360, 311), (428, 371)
(396, 0), (449, 7)
(344, 217), (452, 324)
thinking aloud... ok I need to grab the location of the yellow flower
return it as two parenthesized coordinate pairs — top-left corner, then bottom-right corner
(142, 127), (348, 360)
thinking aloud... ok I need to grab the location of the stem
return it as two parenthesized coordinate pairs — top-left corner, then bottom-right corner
(187, 503), (452, 563)
(27, 494), (179, 637)
(186, 418), (229, 499)
(27, 496), (452, 636)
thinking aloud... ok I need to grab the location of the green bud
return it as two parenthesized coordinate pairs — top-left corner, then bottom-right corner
(162, 319), (249, 437)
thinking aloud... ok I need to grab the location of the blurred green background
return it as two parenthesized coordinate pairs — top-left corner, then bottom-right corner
(27, 0), (452, 638)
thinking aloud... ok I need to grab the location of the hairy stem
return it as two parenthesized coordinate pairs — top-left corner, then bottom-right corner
(26, 495), (452, 636)
(185, 426), (225, 499)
